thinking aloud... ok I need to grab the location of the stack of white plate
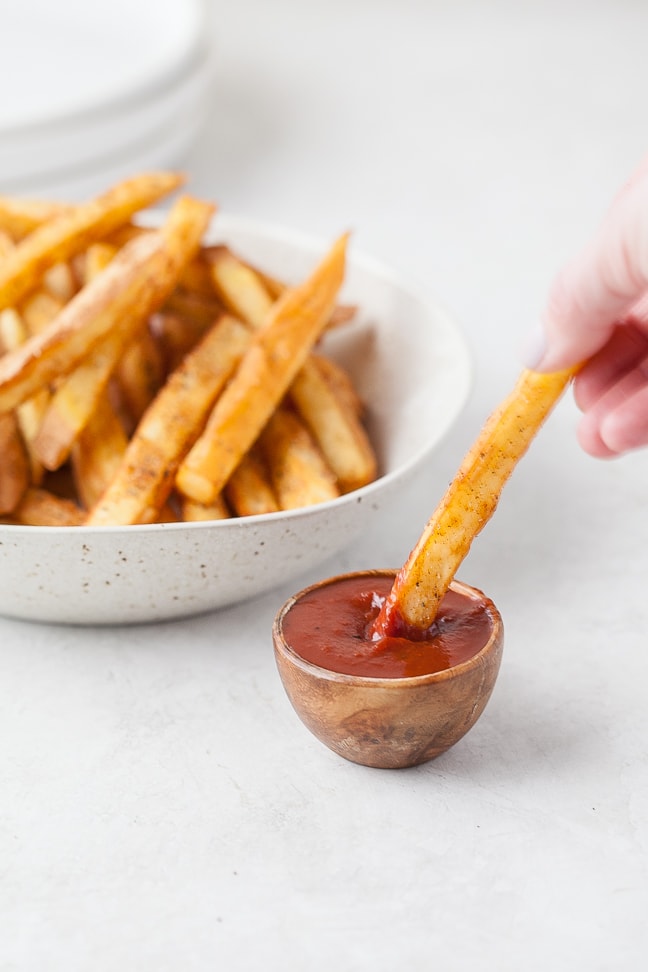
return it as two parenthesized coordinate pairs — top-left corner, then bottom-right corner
(0, 0), (211, 199)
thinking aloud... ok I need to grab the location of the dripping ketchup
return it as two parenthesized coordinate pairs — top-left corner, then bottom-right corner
(281, 574), (493, 679)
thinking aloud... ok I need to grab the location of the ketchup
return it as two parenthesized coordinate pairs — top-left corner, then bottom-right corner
(281, 574), (494, 679)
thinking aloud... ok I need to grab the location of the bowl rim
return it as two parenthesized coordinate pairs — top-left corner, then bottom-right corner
(0, 214), (472, 538)
(272, 569), (503, 687)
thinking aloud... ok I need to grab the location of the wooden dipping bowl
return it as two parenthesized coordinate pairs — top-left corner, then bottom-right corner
(272, 570), (504, 769)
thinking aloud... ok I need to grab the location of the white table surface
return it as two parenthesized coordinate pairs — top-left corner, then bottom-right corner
(3, 1), (648, 968)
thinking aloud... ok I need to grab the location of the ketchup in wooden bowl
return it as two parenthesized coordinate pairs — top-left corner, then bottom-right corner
(272, 569), (503, 769)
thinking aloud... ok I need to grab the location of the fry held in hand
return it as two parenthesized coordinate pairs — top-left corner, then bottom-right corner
(373, 367), (577, 635)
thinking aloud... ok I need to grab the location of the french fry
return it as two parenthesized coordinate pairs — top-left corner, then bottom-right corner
(208, 243), (375, 492)
(31, 196), (213, 469)
(149, 311), (209, 374)
(176, 234), (348, 505)
(180, 495), (231, 521)
(43, 262), (77, 303)
(19, 290), (66, 334)
(0, 195), (214, 415)
(259, 406), (340, 509)
(372, 367), (577, 633)
(0, 171), (184, 311)
(81, 241), (118, 285)
(288, 355), (376, 492)
(85, 314), (251, 525)
(8, 487), (83, 526)
(0, 308), (49, 482)
(225, 449), (279, 516)
(310, 352), (364, 417)
(163, 289), (223, 331)
(71, 397), (128, 509)
(208, 245), (357, 330)
(115, 327), (166, 424)
(0, 198), (71, 240)
(0, 411), (29, 513)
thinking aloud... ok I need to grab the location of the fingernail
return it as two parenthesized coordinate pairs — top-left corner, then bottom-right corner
(520, 323), (548, 370)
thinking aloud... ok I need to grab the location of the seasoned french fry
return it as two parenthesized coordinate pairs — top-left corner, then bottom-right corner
(176, 234), (348, 505)
(163, 289), (223, 331)
(0, 411), (29, 513)
(208, 243), (374, 492)
(373, 367), (577, 633)
(8, 487), (83, 526)
(71, 397), (128, 509)
(260, 406), (340, 509)
(208, 245), (275, 328)
(180, 495), (231, 521)
(0, 307), (49, 482)
(225, 449), (279, 516)
(81, 241), (118, 285)
(31, 196), (213, 469)
(0, 195), (214, 414)
(149, 311), (208, 373)
(19, 290), (66, 334)
(0, 198), (71, 240)
(0, 171), (184, 311)
(43, 263), (77, 303)
(115, 327), (166, 424)
(309, 352), (364, 417)
(288, 355), (376, 492)
(0, 230), (14, 259)
(208, 245), (357, 330)
(85, 314), (251, 525)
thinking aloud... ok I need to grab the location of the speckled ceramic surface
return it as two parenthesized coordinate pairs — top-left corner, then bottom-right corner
(0, 215), (472, 624)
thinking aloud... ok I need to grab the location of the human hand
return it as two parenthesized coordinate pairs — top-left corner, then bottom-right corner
(524, 154), (648, 457)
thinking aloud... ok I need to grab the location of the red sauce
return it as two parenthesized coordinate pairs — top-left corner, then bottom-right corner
(281, 575), (493, 679)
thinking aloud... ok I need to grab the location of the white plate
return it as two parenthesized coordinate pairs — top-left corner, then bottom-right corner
(0, 0), (205, 131)
(0, 215), (472, 625)
(0, 50), (212, 191)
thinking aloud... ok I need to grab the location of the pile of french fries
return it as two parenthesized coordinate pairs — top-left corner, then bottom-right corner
(0, 172), (377, 526)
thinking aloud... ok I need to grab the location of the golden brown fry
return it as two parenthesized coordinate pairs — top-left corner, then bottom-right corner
(310, 352), (364, 417)
(43, 262), (77, 302)
(0, 171), (184, 310)
(33, 329), (130, 470)
(163, 289), (223, 331)
(289, 355), (376, 492)
(149, 311), (208, 373)
(260, 407), (339, 509)
(0, 307), (49, 482)
(208, 243), (373, 492)
(115, 327), (166, 424)
(71, 397), (128, 509)
(19, 290), (65, 335)
(86, 314), (251, 525)
(180, 494), (231, 521)
(31, 196), (213, 469)
(225, 449), (279, 517)
(176, 234), (348, 504)
(0, 230), (14, 259)
(0, 198), (72, 240)
(0, 195), (214, 414)
(81, 241), (118, 285)
(0, 411), (29, 513)
(9, 487), (83, 526)
(207, 245), (357, 331)
(374, 367), (577, 632)
(208, 245), (275, 328)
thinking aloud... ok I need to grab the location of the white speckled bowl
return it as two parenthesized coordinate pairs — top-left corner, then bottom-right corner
(0, 215), (472, 624)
